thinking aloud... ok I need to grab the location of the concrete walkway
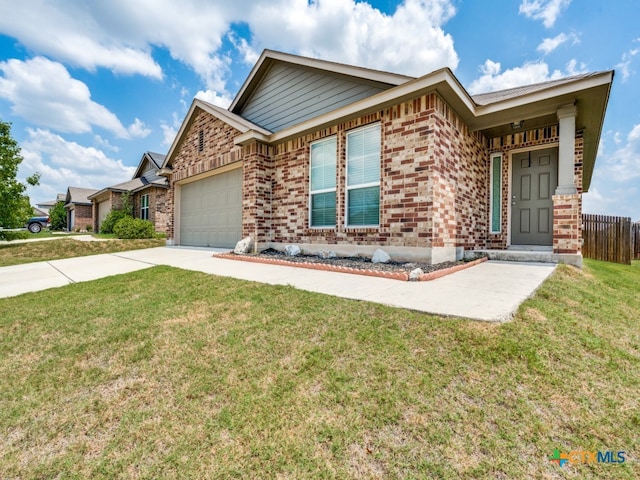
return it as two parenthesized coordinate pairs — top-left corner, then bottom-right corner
(0, 246), (557, 321)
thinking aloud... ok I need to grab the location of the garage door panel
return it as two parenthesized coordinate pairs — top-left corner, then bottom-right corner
(180, 168), (242, 248)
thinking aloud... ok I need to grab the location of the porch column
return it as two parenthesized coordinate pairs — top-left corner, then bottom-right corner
(552, 104), (582, 259)
(556, 104), (578, 195)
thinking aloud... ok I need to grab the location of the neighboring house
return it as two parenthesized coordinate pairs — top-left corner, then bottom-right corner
(36, 193), (66, 213)
(32, 207), (49, 217)
(159, 49), (613, 264)
(65, 187), (98, 232)
(88, 151), (169, 233)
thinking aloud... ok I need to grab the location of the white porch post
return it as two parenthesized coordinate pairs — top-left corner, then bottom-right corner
(556, 104), (578, 194)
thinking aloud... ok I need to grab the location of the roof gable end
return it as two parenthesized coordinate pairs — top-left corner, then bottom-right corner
(229, 50), (414, 132)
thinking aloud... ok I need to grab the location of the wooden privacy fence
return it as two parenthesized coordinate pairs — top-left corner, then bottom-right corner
(582, 214), (632, 265)
(634, 222), (640, 260)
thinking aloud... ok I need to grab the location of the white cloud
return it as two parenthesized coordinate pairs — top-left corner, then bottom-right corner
(0, 1), (162, 78)
(127, 118), (152, 138)
(0, 57), (131, 137)
(19, 129), (135, 204)
(537, 32), (579, 55)
(468, 60), (563, 94)
(160, 124), (178, 148)
(601, 124), (640, 182)
(93, 135), (120, 153)
(247, 0), (459, 77)
(195, 90), (234, 109)
(615, 42), (639, 82)
(0, 0), (460, 111)
(583, 126), (640, 219)
(519, 0), (571, 28)
(467, 58), (589, 94)
(160, 112), (182, 148)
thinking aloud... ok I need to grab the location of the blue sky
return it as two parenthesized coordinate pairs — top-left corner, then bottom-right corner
(0, 0), (638, 219)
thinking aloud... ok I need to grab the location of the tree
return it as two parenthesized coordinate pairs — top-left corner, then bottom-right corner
(0, 120), (40, 228)
(49, 200), (67, 231)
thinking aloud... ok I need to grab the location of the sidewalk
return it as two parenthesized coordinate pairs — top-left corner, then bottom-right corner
(0, 246), (557, 321)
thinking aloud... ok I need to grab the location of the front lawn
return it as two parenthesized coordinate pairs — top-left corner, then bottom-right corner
(0, 260), (638, 478)
(0, 237), (165, 267)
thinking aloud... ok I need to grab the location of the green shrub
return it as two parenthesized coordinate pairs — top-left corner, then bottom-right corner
(113, 217), (155, 239)
(86, 225), (92, 232)
(49, 201), (67, 231)
(100, 210), (131, 234)
(0, 230), (30, 241)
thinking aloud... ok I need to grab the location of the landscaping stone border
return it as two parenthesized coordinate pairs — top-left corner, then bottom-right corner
(214, 253), (488, 282)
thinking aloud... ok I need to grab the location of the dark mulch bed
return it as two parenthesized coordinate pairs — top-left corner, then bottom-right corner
(254, 248), (467, 274)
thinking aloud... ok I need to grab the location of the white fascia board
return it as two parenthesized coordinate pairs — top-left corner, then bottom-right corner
(475, 72), (613, 117)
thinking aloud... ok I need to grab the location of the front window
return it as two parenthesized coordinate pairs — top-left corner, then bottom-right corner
(309, 137), (337, 227)
(140, 194), (149, 220)
(346, 123), (380, 227)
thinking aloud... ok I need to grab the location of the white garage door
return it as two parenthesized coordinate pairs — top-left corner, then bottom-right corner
(180, 168), (242, 248)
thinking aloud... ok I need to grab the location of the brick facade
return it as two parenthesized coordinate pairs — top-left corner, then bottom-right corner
(133, 188), (169, 233)
(70, 204), (93, 232)
(165, 97), (585, 263)
(166, 110), (243, 241)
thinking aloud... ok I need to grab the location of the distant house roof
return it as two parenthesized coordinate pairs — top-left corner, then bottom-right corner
(133, 151), (166, 177)
(88, 151), (169, 201)
(32, 207), (48, 216)
(37, 193), (66, 208)
(65, 187), (98, 207)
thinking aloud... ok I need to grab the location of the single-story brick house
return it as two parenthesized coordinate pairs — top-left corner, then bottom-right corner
(65, 187), (98, 232)
(159, 50), (613, 264)
(88, 151), (169, 233)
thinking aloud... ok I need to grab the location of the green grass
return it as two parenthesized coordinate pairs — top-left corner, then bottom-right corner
(0, 260), (638, 478)
(0, 237), (165, 267)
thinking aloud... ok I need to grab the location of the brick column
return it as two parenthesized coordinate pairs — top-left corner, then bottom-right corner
(242, 141), (273, 251)
(552, 194), (581, 254)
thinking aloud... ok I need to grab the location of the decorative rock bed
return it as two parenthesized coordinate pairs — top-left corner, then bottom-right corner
(215, 248), (488, 282)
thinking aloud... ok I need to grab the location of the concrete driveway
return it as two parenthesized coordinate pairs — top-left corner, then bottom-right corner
(0, 246), (557, 321)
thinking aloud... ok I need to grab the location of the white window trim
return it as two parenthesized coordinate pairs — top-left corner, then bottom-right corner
(490, 153), (502, 234)
(345, 123), (381, 228)
(140, 193), (149, 221)
(309, 136), (337, 229)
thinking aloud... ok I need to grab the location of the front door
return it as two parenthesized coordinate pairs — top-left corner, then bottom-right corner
(511, 147), (558, 245)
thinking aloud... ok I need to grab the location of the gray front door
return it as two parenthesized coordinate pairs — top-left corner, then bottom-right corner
(511, 147), (558, 245)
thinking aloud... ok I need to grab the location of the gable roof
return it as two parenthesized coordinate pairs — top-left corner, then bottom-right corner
(65, 187), (98, 206)
(229, 49), (413, 114)
(132, 151), (166, 179)
(161, 98), (271, 169)
(37, 193), (66, 208)
(89, 151), (168, 200)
